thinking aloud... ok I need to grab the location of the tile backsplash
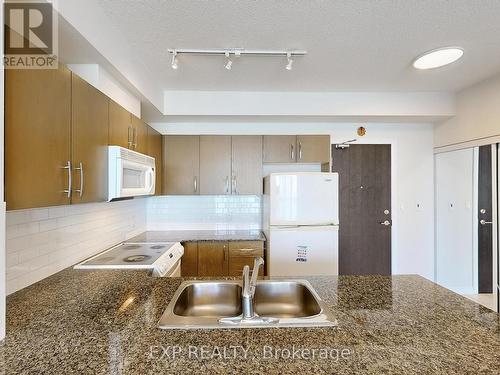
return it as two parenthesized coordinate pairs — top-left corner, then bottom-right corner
(5, 199), (147, 295)
(147, 195), (262, 230)
(5, 195), (262, 295)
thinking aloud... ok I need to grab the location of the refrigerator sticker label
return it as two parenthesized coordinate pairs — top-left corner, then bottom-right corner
(296, 245), (308, 262)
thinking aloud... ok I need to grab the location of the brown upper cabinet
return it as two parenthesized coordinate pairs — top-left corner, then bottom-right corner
(146, 126), (163, 195)
(199, 136), (232, 195)
(231, 136), (263, 195)
(263, 135), (297, 163)
(5, 65), (72, 210)
(131, 115), (148, 154)
(163, 135), (263, 196)
(108, 99), (132, 149)
(109, 101), (149, 155)
(5, 63), (157, 210)
(71, 74), (109, 204)
(296, 135), (330, 164)
(161, 134), (329, 197)
(263, 135), (330, 164)
(163, 135), (200, 195)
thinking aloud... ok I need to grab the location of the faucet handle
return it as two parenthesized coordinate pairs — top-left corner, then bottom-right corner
(252, 256), (264, 275)
(250, 257), (264, 286)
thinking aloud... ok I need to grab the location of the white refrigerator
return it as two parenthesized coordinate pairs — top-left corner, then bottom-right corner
(263, 172), (339, 276)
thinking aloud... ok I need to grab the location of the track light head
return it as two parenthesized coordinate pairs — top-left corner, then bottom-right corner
(224, 51), (232, 70)
(171, 51), (178, 70)
(286, 52), (293, 71)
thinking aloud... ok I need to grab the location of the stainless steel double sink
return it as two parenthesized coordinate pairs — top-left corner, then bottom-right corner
(159, 280), (337, 329)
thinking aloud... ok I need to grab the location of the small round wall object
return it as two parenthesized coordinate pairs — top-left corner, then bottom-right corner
(357, 126), (366, 137)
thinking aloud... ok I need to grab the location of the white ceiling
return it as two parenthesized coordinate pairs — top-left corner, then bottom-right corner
(94, 0), (500, 92)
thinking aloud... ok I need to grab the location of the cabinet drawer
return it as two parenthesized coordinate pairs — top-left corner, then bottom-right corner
(228, 241), (264, 257)
(228, 256), (265, 276)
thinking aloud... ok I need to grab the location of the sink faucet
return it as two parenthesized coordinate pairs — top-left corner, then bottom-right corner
(219, 256), (278, 325)
(241, 257), (264, 319)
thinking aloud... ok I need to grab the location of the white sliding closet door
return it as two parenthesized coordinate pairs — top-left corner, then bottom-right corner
(435, 149), (475, 294)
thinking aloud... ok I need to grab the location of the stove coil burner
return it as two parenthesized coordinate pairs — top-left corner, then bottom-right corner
(123, 245), (141, 250)
(123, 255), (152, 263)
(150, 245), (166, 250)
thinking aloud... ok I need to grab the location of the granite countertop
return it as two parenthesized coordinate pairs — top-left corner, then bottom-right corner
(127, 230), (266, 243)
(1, 270), (499, 374)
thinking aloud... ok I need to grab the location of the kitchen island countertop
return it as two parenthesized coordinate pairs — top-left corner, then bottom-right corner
(1, 269), (499, 374)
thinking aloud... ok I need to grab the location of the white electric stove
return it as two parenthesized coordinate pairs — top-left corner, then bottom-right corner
(74, 242), (184, 277)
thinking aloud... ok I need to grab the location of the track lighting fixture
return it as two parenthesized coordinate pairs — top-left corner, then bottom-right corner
(171, 50), (178, 70)
(167, 48), (307, 71)
(286, 52), (293, 71)
(224, 51), (232, 70)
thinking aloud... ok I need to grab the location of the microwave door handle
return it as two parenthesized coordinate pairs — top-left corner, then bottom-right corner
(147, 168), (155, 193)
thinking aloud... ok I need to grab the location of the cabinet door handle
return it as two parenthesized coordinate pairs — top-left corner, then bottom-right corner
(223, 246), (227, 261)
(290, 144), (294, 160)
(225, 176), (229, 194)
(74, 162), (84, 197)
(133, 128), (137, 149)
(127, 126), (132, 148)
(298, 142), (302, 160)
(480, 219), (493, 225)
(62, 161), (72, 198)
(233, 175), (238, 194)
(194, 176), (198, 193)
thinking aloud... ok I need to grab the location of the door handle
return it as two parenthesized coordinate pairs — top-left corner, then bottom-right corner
(379, 220), (391, 226)
(225, 176), (229, 194)
(480, 219), (493, 225)
(233, 175), (238, 194)
(298, 142), (302, 160)
(74, 162), (84, 197)
(62, 161), (72, 198)
(290, 144), (294, 160)
(132, 127), (137, 149)
(194, 176), (198, 193)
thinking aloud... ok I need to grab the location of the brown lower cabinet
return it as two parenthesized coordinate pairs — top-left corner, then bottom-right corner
(197, 242), (229, 276)
(228, 241), (265, 276)
(181, 240), (265, 277)
(180, 242), (199, 276)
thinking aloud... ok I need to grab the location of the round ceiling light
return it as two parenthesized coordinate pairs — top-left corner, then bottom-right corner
(413, 47), (464, 70)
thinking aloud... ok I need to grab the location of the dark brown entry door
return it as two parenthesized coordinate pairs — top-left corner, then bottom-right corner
(332, 144), (392, 275)
(478, 145), (493, 293)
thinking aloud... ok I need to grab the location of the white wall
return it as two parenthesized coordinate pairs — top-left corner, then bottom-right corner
(147, 196), (262, 230)
(435, 72), (500, 149)
(67, 63), (142, 117)
(161, 122), (436, 280)
(5, 200), (147, 295)
(163, 91), (455, 119)
(55, 0), (164, 111)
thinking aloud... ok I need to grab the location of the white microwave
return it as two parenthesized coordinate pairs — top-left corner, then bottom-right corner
(108, 146), (155, 201)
